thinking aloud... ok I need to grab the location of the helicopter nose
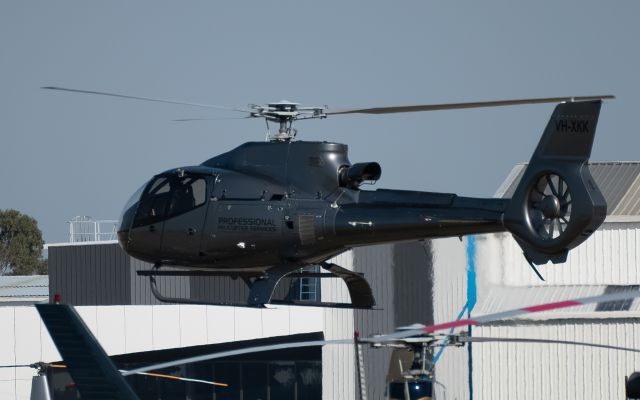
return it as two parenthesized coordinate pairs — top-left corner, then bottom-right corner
(117, 229), (130, 251)
(118, 184), (146, 250)
(117, 211), (134, 251)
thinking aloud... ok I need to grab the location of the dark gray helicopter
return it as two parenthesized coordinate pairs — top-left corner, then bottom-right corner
(44, 87), (611, 308)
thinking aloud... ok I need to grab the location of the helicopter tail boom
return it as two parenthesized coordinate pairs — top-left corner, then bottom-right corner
(503, 100), (607, 265)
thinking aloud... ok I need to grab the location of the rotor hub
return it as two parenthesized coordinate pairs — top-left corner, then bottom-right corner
(540, 195), (561, 218)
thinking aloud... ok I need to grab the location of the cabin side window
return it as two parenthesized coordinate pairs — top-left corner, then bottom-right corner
(166, 176), (207, 218)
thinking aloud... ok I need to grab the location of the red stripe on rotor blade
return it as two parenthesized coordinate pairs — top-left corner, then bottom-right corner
(422, 319), (479, 333)
(524, 300), (582, 313)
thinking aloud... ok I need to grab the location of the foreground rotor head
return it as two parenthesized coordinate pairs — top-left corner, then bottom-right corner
(363, 289), (640, 342)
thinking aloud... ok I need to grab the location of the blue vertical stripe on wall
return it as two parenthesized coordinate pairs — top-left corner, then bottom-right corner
(431, 302), (467, 365)
(466, 236), (477, 312)
(432, 236), (478, 368)
(467, 235), (477, 400)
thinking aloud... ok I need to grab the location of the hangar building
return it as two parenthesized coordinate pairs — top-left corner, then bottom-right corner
(433, 162), (640, 400)
(1, 241), (432, 399)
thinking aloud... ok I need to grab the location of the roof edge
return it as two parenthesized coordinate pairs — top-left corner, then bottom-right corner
(45, 240), (119, 249)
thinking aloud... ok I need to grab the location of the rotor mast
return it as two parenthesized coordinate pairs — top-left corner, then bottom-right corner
(251, 100), (327, 141)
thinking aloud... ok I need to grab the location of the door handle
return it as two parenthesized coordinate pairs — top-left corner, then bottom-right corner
(186, 228), (196, 236)
(149, 225), (156, 233)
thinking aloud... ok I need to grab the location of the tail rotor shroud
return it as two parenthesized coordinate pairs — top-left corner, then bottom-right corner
(504, 100), (607, 265)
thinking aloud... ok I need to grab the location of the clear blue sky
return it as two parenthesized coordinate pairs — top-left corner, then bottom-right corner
(1, 1), (639, 243)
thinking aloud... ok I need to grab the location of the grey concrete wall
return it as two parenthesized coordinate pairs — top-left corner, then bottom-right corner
(49, 243), (130, 305)
(128, 257), (191, 305)
(353, 240), (434, 400)
(49, 243), (307, 306)
(393, 241), (433, 328)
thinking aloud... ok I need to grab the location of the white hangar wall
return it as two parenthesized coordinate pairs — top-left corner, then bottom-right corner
(321, 250), (356, 400)
(433, 162), (640, 400)
(18, 238), (432, 400)
(0, 249), (357, 400)
(45, 240), (434, 400)
(431, 236), (473, 400)
(481, 221), (640, 287)
(472, 320), (640, 400)
(0, 304), (326, 400)
(432, 220), (640, 400)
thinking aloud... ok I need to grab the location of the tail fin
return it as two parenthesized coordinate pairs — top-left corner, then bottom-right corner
(504, 100), (607, 265)
(36, 304), (140, 400)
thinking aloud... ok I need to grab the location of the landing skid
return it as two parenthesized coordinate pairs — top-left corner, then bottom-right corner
(137, 262), (376, 309)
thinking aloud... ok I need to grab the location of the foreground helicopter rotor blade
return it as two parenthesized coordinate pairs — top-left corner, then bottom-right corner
(0, 363), (229, 387)
(326, 95), (615, 115)
(42, 86), (251, 112)
(456, 335), (640, 353)
(120, 330), (640, 378)
(59, 291), (640, 380)
(122, 339), (354, 376)
(363, 289), (640, 342)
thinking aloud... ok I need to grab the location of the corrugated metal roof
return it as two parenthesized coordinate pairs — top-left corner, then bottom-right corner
(590, 162), (640, 213)
(613, 172), (640, 215)
(496, 161), (640, 216)
(0, 275), (49, 298)
(45, 239), (118, 249)
(494, 164), (526, 198)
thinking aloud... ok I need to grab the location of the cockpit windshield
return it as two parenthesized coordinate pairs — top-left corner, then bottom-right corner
(118, 183), (146, 232)
(133, 177), (172, 228)
(131, 174), (208, 228)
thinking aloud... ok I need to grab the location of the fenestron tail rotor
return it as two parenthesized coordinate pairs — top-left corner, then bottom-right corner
(528, 173), (572, 241)
(41, 86), (614, 141)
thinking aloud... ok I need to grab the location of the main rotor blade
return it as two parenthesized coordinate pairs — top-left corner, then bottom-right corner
(458, 336), (640, 353)
(363, 289), (640, 342)
(121, 339), (353, 376)
(42, 86), (251, 113)
(326, 95), (615, 115)
(48, 363), (228, 386)
(120, 370), (227, 387)
(171, 116), (254, 122)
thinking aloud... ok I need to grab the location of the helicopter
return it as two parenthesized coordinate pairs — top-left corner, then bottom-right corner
(44, 87), (611, 308)
(367, 290), (640, 400)
(29, 289), (640, 400)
